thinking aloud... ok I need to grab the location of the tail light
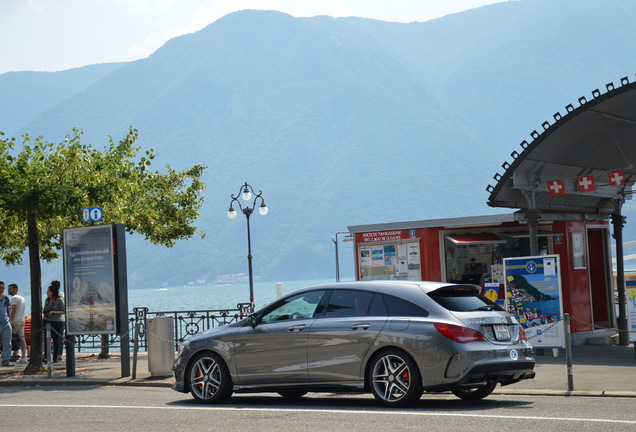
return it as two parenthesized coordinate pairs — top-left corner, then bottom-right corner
(519, 326), (529, 341)
(434, 323), (488, 343)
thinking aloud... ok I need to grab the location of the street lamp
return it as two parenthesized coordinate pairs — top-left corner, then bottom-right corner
(332, 231), (353, 282)
(228, 182), (268, 312)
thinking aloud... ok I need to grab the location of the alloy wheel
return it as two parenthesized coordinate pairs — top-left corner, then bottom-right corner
(188, 352), (232, 403)
(370, 351), (422, 407)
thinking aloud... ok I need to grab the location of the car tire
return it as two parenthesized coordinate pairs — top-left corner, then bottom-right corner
(278, 390), (308, 398)
(368, 349), (423, 407)
(188, 352), (233, 404)
(451, 381), (497, 400)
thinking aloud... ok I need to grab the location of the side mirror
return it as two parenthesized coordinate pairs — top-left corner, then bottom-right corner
(248, 313), (259, 328)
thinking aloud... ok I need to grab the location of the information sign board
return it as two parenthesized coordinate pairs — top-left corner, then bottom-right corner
(504, 255), (565, 348)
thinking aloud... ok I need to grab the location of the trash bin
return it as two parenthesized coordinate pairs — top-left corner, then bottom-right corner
(147, 316), (175, 377)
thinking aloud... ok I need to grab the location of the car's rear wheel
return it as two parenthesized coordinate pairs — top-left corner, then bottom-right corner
(278, 390), (308, 398)
(368, 349), (423, 407)
(451, 381), (497, 400)
(188, 352), (233, 403)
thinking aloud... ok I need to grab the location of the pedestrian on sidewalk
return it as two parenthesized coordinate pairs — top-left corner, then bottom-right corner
(42, 284), (65, 364)
(8, 283), (28, 363)
(0, 281), (13, 367)
(51, 280), (64, 362)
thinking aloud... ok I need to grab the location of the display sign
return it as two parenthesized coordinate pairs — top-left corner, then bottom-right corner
(627, 280), (636, 343)
(504, 255), (565, 348)
(63, 225), (117, 335)
(358, 241), (421, 281)
(82, 207), (103, 223)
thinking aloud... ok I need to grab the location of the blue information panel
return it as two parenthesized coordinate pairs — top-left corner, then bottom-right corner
(82, 207), (103, 223)
(504, 255), (565, 348)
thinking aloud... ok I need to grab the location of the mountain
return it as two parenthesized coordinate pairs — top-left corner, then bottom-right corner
(3, 0), (636, 289)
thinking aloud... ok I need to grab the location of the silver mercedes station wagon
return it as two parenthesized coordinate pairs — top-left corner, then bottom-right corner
(172, 281), (535, 407)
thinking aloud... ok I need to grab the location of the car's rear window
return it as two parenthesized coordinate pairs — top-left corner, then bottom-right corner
(380, 294), (429, 317)
(428, 285), (504, 312)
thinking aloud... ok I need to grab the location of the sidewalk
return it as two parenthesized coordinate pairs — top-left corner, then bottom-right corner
(1, 344), (635, 397)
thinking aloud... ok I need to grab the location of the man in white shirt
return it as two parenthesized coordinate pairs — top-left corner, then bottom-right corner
(8, 283), (28, 363)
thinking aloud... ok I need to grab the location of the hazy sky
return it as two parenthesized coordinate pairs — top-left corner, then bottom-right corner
(0, 0), (504, 74)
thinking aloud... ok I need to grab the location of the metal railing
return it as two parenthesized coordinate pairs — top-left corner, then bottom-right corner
(73, 303), (252, 352)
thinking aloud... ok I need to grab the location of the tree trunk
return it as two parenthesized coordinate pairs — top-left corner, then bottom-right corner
(98, 334), (110, 359)
(23, 210), (43, 374)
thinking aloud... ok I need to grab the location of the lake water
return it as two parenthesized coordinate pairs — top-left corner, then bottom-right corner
(127, 278), (336, 312)
(19, 278), (337, 316)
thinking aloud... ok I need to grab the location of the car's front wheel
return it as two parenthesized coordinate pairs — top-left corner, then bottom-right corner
(368, 349), (423, 407)
(451, 381), (497, 400)
(188, 352), (233, 403)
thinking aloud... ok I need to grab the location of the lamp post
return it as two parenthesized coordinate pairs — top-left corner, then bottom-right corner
(228, 182), (268, 312)
(332, 231), (352, 282)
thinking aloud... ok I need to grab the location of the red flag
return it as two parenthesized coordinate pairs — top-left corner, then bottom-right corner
(577, 176), (595, 192)
(547, 179), (566, 196)
(608, 170), (625, 186)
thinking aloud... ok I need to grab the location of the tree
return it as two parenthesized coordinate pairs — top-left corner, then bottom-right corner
(0, 127), (206, 374)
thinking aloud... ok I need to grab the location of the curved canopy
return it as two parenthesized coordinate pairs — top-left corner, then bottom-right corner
(487, 75), (636, 216)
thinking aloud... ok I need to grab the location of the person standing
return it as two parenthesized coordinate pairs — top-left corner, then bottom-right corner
(0, 281), (13, 366)
(42, 284), (65, 363)
(8, 283), (28, 363)
(51, 280), (64, 362)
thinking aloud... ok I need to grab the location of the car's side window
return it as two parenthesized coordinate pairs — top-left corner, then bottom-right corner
(259, 290), (326, 323)
(369, 293), (388, 316)
(324, 290), (375, 318)
(383, 295), (429, 317)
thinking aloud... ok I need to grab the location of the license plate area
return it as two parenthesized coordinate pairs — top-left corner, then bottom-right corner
(492, 324), (511, 341)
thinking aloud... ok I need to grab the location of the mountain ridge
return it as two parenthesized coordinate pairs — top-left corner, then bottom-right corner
(2, 0), (636, 289)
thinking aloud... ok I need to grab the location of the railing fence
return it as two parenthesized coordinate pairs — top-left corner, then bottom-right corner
(72, 303), (252, 352)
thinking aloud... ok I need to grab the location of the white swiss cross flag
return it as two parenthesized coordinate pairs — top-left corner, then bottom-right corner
(577, 176), (595, 192)
(547, 179), (566, 196)
(608, 170), (625, 186)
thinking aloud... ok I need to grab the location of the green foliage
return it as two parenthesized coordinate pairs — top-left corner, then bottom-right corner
(0, 127), (206, 373)
(0, 127), (207, 264)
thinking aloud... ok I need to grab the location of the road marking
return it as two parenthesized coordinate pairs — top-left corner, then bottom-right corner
(1, 404), (635, 425)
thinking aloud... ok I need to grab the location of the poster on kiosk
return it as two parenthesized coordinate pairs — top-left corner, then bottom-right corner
(503, 255), (565, 348)
(627, 281), (636, 344)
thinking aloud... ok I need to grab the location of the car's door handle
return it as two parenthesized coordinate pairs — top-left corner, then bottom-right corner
(351, 323), (370, 330)
(288, 324), (306, 332)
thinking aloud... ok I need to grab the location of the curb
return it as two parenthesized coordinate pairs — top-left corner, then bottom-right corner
(498, 389), (636, 398)
(2, 378), (635, 397)
(0, 377), (173, 388)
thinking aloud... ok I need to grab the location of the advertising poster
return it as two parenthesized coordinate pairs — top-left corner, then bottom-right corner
(504, 255), (565, 348)
(627, 281), (636, 343)
(63, 225), (117, 335)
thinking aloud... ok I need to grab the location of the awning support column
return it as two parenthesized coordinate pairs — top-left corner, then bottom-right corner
(526, 210), (540, 256)
(611, 210), (629, 345)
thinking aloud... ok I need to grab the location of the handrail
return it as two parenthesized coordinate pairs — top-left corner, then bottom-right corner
(72, 303), (252, 352)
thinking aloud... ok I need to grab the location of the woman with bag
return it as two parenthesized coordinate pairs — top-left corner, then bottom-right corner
(42, 284), (65, 363)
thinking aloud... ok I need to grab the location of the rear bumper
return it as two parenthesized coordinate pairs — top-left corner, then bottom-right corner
(423, 347), (535, 391)
(456, 361), (536, 387)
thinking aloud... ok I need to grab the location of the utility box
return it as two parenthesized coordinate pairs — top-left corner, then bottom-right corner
(147, 316), (175, 377)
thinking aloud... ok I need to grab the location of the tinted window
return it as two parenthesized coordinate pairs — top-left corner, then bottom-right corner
(259, 290), (326, 323)
(383, 295), (429, 317)
(324, 290), (375, 318)
(369, 294), (388, 316)
(428, 285), (504, 312)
